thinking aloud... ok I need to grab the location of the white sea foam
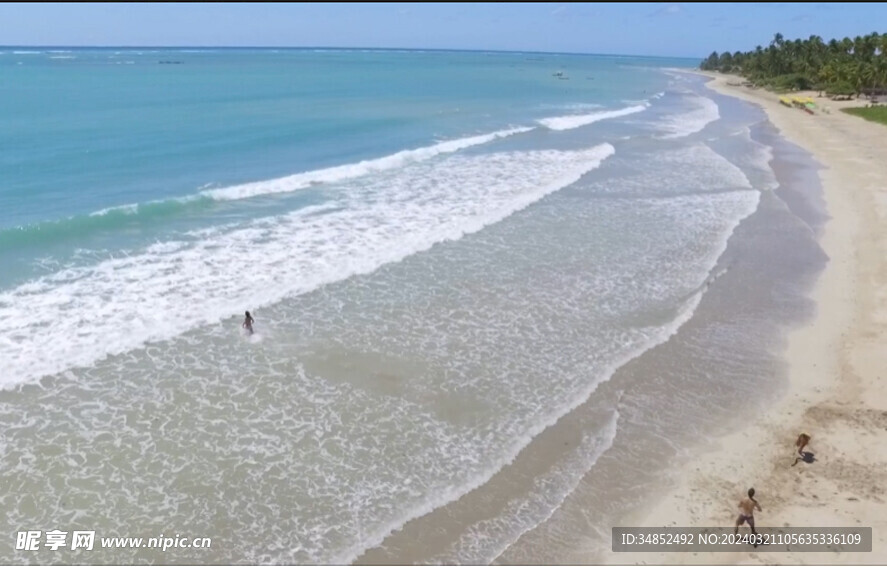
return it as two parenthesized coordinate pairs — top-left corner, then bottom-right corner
(336, 192), (761, 564)
(429, 411), (620, 565)
(202, 126), (533, 201)
(89, 203), (141, 217)
(540, 102), (604, 111)
(730, 126), (778, 190)
(538, 104), (649, 131)
(655, 94), (720, 139)
(663, 68), (693, 82)
(84, 126), (534, 217)
(0, 144), (614, 388)
(258, 167), (760, 565)
(326, 274), (714, 565)
(592, 143), (754, 198)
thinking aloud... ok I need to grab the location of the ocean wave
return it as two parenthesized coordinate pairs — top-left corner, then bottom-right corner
(0, 196), (214, 250)
(339, 200), (756, 565)
(537, 104), (650, 131)
(655, 94), (719, 139)
(0, 144), (614, 389)
(539, 102), (604, 111)
(0, 127), (533, 250)
(201, 126), (533, 201)
(588, 143), (754, 198)
(429, 411), (620, 564)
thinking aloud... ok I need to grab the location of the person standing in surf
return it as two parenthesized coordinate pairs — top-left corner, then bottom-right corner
(243, 311), (255, 335)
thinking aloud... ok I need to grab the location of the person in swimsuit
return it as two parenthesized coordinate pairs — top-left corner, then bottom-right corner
(735, 488), (762, 543)
(243, 311), (255, 335)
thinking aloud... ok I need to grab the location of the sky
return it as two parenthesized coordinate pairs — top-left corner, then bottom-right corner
(0, 2), (884, 59)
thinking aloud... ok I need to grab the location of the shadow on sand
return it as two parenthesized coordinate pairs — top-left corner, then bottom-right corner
(791, 451), (816, 466)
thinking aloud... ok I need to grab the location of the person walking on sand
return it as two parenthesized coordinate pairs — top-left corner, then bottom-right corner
(242, 311), (255, 335)
(735, 488), (762, 545)
(792, 432), (812, 466)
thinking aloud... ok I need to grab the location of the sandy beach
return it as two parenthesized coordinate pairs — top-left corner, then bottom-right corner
(606, 72), (887, 564)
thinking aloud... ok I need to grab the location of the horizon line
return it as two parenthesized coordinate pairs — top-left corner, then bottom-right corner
(0, 44), (704, 60)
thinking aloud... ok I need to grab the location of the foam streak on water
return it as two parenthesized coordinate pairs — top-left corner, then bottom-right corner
(538, 103), (650, 131)
(430, 411), (621, 565)
(655, 92), (720, 139)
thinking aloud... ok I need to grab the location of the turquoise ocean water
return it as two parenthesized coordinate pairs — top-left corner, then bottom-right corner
(1, 48), (819, 564)
(2, 48), (666, 281)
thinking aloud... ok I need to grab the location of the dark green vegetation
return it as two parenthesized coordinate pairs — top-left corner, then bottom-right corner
(701, 33), (887, 98)
(842, 106), (887, 125)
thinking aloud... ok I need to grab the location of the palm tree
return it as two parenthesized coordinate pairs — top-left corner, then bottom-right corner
(719, 51), (734, 72)
(876, 57), (887, 95)
(818, 62), (837, 95)
(828, 38), (840, 55)
(701, 51), (720, 71)
(860, 62), (877, 96)
(858, 33), (878, 61)
(704, 31), (886, 94)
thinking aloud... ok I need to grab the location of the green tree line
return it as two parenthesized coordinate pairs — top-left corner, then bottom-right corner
(700, 32), (887, 97)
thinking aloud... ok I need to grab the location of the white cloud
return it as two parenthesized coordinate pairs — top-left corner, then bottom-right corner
(649, 3), (682, 17)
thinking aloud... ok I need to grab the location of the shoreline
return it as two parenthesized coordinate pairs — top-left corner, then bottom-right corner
(605, 71), (887, 564)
